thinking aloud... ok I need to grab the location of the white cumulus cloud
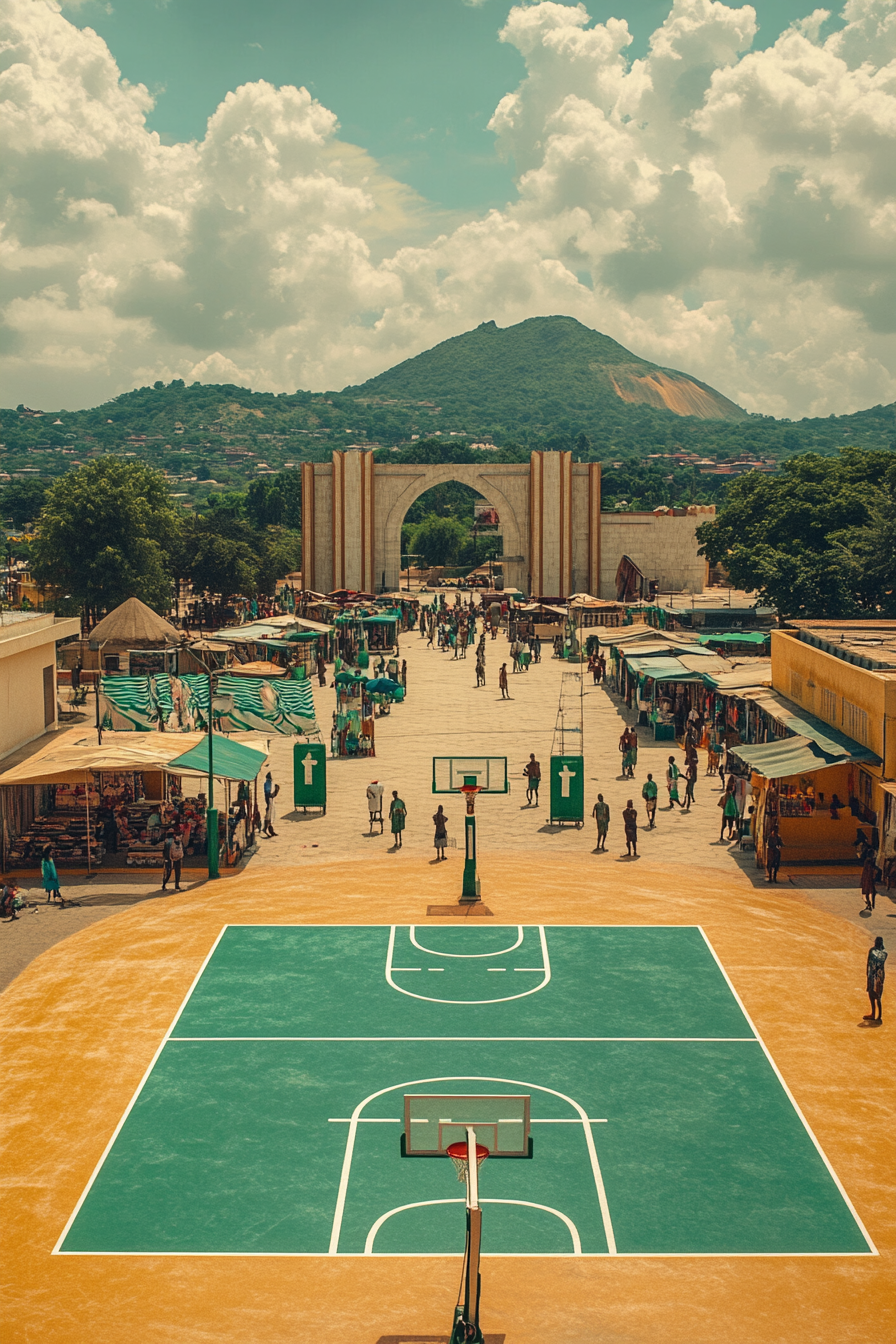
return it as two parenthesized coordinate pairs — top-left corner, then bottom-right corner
(1, 0), (893, 416)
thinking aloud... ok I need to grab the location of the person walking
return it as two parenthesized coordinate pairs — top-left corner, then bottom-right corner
(475, 651), (486, 687)
(433, 805), (448, 861)
(161, 829), (184, 891)
(389, 791), (407, 849)
(523, 754), (541, 806)
(498, 664), (510, 699)
(864, 936), (886, 1025)
(718, 781), (738, 841)
(400, 659), (407, 689)
(366, 779), (384, 834)
(766, 826), (784, 883)
(666, 756), (683, 808)
(592, 795), (610, 851)
(597, 651), (606, 683)
(683, 757), (697, 811)
(71, 660), (82, 693)
(622, 799), (639, 857)
(860, 840), (878, 911)
(641, 774), (658, 828)
(316, 653), (327, 688)
(263, 772), (280, 837)
(41, 845), (63, 905)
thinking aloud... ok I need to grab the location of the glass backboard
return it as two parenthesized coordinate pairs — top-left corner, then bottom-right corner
(432, 757), (509, 794)
(403, 1093), (531, 1157)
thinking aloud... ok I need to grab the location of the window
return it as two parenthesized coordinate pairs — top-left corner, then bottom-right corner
(842, 699), (870, 746)
(820, 687), (838, 723)
(42, 665), (55, 726)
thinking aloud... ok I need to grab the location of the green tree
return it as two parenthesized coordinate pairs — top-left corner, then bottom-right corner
(255, 526), (303, 595)
(246, 472), (302, 529)
(31, 459), (180, 619)
(408, 513), (468, 566)
(695, 448), (896, 617)
(1, 478), (49, 527)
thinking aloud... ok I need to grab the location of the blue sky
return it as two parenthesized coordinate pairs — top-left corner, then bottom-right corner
(65, 0), (834, 212)
(3, 0), (892, 413)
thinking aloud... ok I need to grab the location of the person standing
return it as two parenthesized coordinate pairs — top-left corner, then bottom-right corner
(263, 773), (279, 837)
(766, 826), (783, 883)
(475, 651), (486, 687)
(71, 660), (82, 693)
(366, 779), (384, 834)
(316, 652), (327, 687)
(389, 791), (407, 849)
(683, 757), (697, 811)
(718, 781), (738, 841)
(41, 845), (63, 905)
(523, 754), (541, 806)
(400, 659), (407, 689)
(641, 774), (658, 828)
(622, 799), (639, 857)
(597, 651), (606, 683)
(433, 804), (448, 861)
(592, 795), (610, 851)
(161, 829), (184, 891)
(666, 756), (683, 808)
(864, 936), (886, 1025)
(498, 664), (510, 699)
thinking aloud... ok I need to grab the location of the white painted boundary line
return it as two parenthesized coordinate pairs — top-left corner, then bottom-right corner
(697, 926), (879, 1257)
(169, 1036), (758, 1042)
(385, 925), (551, 1005)
(53, 1250), (878, 1258)
(364, 1199), (582, 1255)
(409, 925), (524, 957)
(51, 923), (230, 1256)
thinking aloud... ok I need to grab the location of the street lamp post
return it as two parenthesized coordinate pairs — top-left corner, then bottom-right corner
(203, 668), (234, 881)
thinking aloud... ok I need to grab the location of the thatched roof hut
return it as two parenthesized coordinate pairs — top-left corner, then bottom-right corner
(89, 598), (181, 646)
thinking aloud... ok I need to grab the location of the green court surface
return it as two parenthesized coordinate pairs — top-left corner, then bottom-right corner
(56, 925), (874, 1258)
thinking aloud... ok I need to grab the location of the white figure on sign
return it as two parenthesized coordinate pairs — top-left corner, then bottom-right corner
(302, 752), (317, 787)
(559, 764), (576, 798)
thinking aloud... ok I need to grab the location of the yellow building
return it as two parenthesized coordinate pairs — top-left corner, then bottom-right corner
(765, 621), (896, 866)
(0, 611), (82, 760)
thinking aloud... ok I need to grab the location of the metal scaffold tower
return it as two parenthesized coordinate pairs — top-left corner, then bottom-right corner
(549, 670), (585, 826)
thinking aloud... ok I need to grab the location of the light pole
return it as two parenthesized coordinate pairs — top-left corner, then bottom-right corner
(202, 666), (234, 881)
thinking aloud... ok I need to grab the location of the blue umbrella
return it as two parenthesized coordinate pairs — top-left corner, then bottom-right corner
(365, 677), (403, 697)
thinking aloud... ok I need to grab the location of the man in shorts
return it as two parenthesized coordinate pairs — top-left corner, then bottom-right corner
(592, 794), (610, 851)
(523, 754), (541, 806)
(641, 773), (658, 828)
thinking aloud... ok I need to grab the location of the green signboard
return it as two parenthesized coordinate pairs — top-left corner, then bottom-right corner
(293, 742), (327, 811)
(550, 754), (584, 825)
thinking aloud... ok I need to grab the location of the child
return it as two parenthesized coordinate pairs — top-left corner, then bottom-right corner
(41, 845), (63, 905)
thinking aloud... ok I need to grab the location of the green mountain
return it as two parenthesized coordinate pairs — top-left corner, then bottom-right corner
(344, 315), (749, 423)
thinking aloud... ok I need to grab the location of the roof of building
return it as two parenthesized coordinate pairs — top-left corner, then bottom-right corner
(782, 620), (896, 672)
(89, 598), (181, 646)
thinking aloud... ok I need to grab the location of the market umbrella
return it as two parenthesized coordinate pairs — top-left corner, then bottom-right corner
(365, 677), (403, 697)
(335, 670), (365, 685)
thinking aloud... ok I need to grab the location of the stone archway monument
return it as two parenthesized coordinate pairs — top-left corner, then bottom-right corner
(301, 450), (602, 597)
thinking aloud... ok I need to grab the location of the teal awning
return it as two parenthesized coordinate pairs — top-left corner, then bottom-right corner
(742, 691), (881, 765)
(624, 656), (704, 682)
(729, 736), (835, 778)
(165, 736), (267, 781)
(698, 630), (768, 647)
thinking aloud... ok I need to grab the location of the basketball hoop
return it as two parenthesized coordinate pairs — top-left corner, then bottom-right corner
(446, 1139), (489, 1183)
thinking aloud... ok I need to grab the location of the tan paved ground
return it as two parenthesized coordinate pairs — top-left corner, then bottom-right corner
(2, 618), (893, 1343)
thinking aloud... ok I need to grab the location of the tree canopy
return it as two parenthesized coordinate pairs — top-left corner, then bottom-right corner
(696, 448), (896, 617)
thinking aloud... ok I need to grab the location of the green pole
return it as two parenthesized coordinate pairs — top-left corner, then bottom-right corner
(206, 671), (219, 880)
(461, 776), (480, 903)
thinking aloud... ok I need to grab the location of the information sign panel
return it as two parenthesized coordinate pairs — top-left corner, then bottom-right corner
(293, 742), (326, 810)
(550, 754), (584, 824)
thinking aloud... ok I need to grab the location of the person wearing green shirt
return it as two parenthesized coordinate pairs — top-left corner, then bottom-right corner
(592, 795), (610, 852)
(641, 774), (658, 828)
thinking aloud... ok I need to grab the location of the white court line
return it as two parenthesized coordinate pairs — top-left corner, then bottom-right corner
(51, 924), (230, 1256)
(487, 968), (507, 972)
(328, 1073), (616, 1257)
(55, 1250), (877, 1259)
(325, 1116), (607, 1124)
(364, 1199), (582, 1256)
(392, 967), (422, 972)
(409, 925), (524, 957)
(385, 925), (551, 1005)
(531, 1118), (607, 1124)
(697, 926), (879, 1257)
(168, 1036), (759, 1042)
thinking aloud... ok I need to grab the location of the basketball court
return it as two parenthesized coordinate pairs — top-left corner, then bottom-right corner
(55, 923), (873, 1261)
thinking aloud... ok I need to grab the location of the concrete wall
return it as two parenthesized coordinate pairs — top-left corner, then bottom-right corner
(598, 508), (714, 597)
(0, 615), (81, 760)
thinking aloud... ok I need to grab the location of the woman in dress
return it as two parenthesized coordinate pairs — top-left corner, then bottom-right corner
(432, 805), (448, 861)
(41, 845), (63, 905)
(860, 842), (878, 911)
(719, 782), (739, 840)
(389, 791), (407, 849)
(864, 936), (886, 1024)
